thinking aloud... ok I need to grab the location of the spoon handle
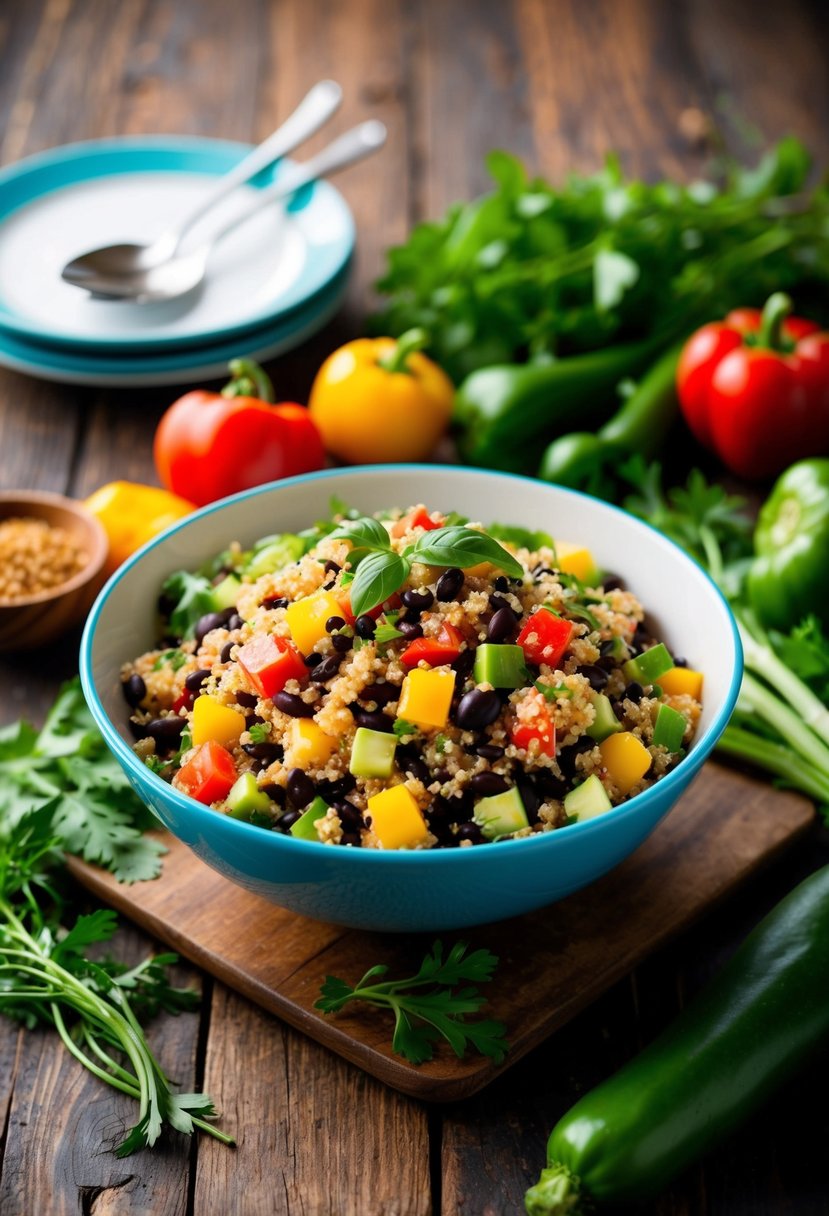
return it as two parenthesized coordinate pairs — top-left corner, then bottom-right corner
(207, 120), (387, 246)
(167, 79), (343, 253)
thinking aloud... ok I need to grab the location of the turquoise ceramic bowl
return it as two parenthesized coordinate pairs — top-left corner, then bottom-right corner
(80, 466), (742, 931)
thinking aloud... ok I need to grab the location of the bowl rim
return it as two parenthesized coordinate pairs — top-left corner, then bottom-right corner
(0, 489), (108, 607)
(80, 463), (744, 867)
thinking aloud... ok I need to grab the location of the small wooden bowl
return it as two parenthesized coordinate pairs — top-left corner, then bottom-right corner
(0, 491), (108, 651)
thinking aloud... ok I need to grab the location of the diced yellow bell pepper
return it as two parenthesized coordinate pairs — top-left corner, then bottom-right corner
(659, 666), (704, 700)
(286, 591), (343, 654)
(397, 667), (456, 730)
(288, 718), (337, 768)
(191, 695), (246, 748)
(599, 731), (652, 795)
(367, 784), (430, 849)
(555, 542), (599, 585)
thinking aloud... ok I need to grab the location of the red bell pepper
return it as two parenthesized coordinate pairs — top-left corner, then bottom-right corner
(401, 622), (464, 668)
(510, 694), (557, 757)
(176, 740), (237, 804)
(391, 507), (443, 538)
(154, 359), (325, 506)
(237, 634), (307, 699)
(517, 608), (573, 669)
(336, 591), (401, 627)
(677, 293), (829, 480)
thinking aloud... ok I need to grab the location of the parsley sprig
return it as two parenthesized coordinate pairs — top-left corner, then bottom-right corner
(315, 940), (509, 1065)
(330, 518), (524, 616)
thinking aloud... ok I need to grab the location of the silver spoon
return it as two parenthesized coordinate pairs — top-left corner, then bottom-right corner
(69, 121), (387, 304)
(61, 79), (343, 291)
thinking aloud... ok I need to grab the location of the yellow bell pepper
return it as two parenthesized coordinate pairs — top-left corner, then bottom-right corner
(599, 731), (652, 795)
(287, 718), (337, 768)
(286, 591), (344, 654)
(191, 695), (246, 748)
(397, 668), (456, 731)
(555, 542), (599, 585)
(659, 666), (704, 700)
(308, 329), (454, 464)
(85, 481), (196, 575)
(366, 784), (430, 849)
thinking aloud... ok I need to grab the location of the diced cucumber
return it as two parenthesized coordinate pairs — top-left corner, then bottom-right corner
(211, 574), (241, 611)
(652, 703), (686, 753)
(623, 643), (674, 686)
(349, 727), (397, 778)
(473, 643), (527, 689)
(586, 692), (622, 743)
(290, 795), (330, 841)
(563, 774), (612, 821)
(226, 772), (271, 820)
(473, 787), (528, 840)
(244, 534), (305, 580)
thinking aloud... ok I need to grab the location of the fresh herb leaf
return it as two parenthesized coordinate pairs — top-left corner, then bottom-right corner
(410, 526), (524, 578)
(565, 603), (602, 631)
(153, 649), (187, 672)
(487, 523), (555, 552)
(315, 940), (509, 1065)
(350, 551), (411, 618)
(160, 569), (217, 640)
(393, 719), (418, 739)
(534, 680), (573, 701)
(329, 516), (392, 554)
(374, 623), (405, 646)
(434, 734), (447, 754)
(248, 722), (271, 744)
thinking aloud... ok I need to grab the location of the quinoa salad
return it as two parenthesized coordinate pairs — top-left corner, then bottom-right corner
(122, 503), (703, 850)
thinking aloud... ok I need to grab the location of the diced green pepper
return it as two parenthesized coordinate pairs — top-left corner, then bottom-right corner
(623, 643), (674, 686)
(563, 774), (612, 821)
(349, 727), (398, 778)
(226, 771), (271, 820)
(473, 643), (527, 689)
(652, 703), (686, 753)
(211, 574), (241, 611)
(586, 692), (622, 743)
(473, 787), (528, 839)
(289, 795), (330, 841)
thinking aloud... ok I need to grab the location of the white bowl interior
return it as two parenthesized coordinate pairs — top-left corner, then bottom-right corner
(91, 467), (737, 749)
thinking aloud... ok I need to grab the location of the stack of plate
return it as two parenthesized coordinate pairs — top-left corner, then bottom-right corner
(0, 137), (355, 386)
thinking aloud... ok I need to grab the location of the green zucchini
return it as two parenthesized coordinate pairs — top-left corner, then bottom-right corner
(525, 865), (829, 1213)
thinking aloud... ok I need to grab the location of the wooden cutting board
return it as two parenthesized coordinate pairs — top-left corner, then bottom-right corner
(69, 763), (813, 1102)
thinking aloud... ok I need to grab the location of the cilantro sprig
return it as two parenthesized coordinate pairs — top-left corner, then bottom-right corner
(316, 940), (509, 1065)
(330, 518), (524, 617)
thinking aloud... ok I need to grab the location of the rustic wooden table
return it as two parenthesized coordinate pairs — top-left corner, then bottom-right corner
(1, 1), (829, 1212)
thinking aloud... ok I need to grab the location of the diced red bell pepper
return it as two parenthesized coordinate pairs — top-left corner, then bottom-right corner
(517, 608), (573, 668)
(172, 689), (194, 715)
(401, 622), (464, 668)
(336, 590), (401, 627)
(176, 740), (237, 804)
(237, 634), (306, 699)
(391, 507), (442, 538)
(510, 696), (557, 757)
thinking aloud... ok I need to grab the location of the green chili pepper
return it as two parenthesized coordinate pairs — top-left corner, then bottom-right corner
(538, 343), (683, 489)
(525, 865), (829, 1214)
(747, 458), (829, 632)
(452, 338), (668, 471)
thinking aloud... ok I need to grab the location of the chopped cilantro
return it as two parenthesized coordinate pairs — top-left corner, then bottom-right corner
(393, 719), (418, 739)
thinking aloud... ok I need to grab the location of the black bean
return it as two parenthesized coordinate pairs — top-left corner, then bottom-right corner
(456, 822), (484, 844)
(624, 681), (645, 703)
(184, 667), (212, 693)
(516, 779), (541, 823)
(436, 567), (464, 601)
(128, 717), (150, 740)
(360, 682), (398, 707)
(534, 768), (569, 799)
(122, 673), (146, 708)
(355, 614), (376, 639)
(146, 716), (186, 749)
(261, 595), (289, 610)
(452, 649), (476, 679)
(279, 808), (302, 831)
(235, 690), (257, 709)
(533, 566), (556, 581)
(261, 783), (286, 807)
(304, 651), (323, 668)
(194, 611), (229, 646)
(475, 743), (504, 761)
(311, 655), (341, 684)
(324, 560), (341, 574)
(487, 606), (517, 643)
(494, 576), (509, 592)
(468, 772), (510, 797)
(246, 713), (265, 727)
(602, 574), (625, 592)
(355, 710), (393, 733)
(672, 655), (688, 668)
(401, 588), (434, 612)
(433, 768), (452, 785)
(331, 633), (352, 654)
(318, 773), (356, 801)
(227, 613), (243, 632)
(400, 756), (430, 784)
(340, 831), (362, 848)
(325, 615), (345, 633)
(454, 689), (501, 730)
(557, 736), (597, 779)
(579, 664), (609, 692)
(286, 768), (315, 809)
(489, 593), (520, 618)
(335, 801), (362, 829)
(220, 642), (235, 664)
(398, 620), (423, 641)
(274, 691), (316, 718)
(242, 741), (284, 763)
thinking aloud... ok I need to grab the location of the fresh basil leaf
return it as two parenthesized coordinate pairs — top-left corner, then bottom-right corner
(487, 523), (555, 552)
(411, 527), (524, 578)
(329, 516), (392, 553)
(350, 551), (410, 617)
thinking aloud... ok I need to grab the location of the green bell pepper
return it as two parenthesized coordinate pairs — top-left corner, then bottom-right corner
(747, 458), (829, 632)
